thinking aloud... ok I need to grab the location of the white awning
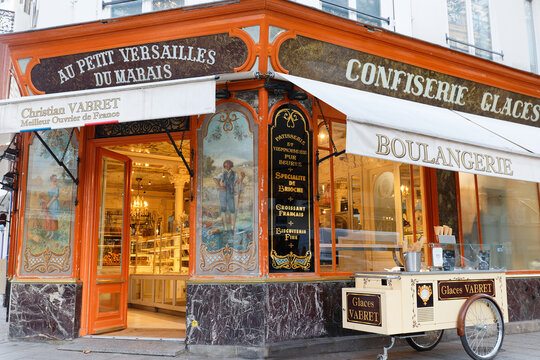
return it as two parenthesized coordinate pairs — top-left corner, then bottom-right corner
(0, 75), (217, 134)
(275, 73), (540, 183)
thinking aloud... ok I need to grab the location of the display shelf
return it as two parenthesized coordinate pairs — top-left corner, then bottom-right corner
(129, 221), (190, 275)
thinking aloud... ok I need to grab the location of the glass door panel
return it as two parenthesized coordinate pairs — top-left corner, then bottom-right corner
(97, 156), (126, 276)
(88, 148), (131, 334)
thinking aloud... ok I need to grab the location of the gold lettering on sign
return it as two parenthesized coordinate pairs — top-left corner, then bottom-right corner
(346, 293), (382, 326)
(346, 60), (469, 106)
(375, 134), (514, 176)
(269, 105), (313, 272)
(481, 92), (540, 122)
(343, 56), (537, 125)
(438, 279), (495, 300)
(19, 97), (122, 129)
(279, 36), (540, 127)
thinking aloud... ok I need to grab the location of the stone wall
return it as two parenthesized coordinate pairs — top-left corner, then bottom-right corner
(8, 282), (82, 340)
(507, 277), (540, 322)
(186, 277), (540, 347)
(186, 280), (356, 346)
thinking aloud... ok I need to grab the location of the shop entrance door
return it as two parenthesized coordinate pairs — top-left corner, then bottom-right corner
(88, 148), (132, 334)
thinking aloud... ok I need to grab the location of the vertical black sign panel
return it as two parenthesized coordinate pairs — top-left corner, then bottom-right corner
(269, 104), (314, 272)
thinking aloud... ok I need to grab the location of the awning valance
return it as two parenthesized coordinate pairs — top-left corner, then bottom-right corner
(0, 75), (217, 134)
(275, 73), (540, 183)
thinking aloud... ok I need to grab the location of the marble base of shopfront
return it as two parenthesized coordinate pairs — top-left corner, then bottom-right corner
(185, 278), (540, 357)
(507, 277), (540, 322)
(4, 277), (540, 348)
(185, 280), (358, 356)
(8, 282), (82, 340)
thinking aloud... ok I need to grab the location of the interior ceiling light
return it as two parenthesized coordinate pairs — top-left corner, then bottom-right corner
(131, 177), (148, 217)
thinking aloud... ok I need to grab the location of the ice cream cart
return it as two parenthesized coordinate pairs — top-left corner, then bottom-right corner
(343, 268), (508, 360)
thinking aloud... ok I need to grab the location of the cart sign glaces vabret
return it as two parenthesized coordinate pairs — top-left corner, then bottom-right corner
(438, 279), (495, 300)
(346, 292), (382, 326)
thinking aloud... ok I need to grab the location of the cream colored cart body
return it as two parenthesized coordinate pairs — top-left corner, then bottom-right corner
(343, 271), (507, 360)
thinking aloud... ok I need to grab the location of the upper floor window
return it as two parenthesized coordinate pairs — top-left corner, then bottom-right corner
(104, 0), (142, 18)
(21, 0), (34, 14)
(447, 0), (494, 60)
(321, 0), (384, 27)
(103, 0), (185, 18)
(152, 0), (184, 11)
(525, 0), (538, 73)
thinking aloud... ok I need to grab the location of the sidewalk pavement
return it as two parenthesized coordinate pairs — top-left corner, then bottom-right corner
(1, 329), (539, 359)
(1, 300), (540, 359)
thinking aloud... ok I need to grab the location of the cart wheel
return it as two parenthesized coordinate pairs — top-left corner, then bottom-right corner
(406, 330), (444, 351)
(460, 297), (504, 360)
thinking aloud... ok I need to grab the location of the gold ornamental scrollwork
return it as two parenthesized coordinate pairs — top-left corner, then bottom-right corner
(417, 284), (433, 306)
(200, 242), (257, 272)
(410, 279), (419, 328)
(216, 110), (240, 132)
(270, 249), (312, 270)
(275, 108), (302, 129)
(23, 246), (71, 273)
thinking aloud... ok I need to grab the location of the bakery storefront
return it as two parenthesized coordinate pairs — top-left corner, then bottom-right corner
(0, 0), (539, 354)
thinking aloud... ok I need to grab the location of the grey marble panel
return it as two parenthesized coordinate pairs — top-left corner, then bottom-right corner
(186, 283), (266, 346)
(507, 277), (540, 322)
(186, 280), (355, 346)
(234, 91), (259, 114)
(268, 93), (284, 112)
(8, 282), (82, 340)
(319, 280), (358, 337)
(265, 282), (325, 342)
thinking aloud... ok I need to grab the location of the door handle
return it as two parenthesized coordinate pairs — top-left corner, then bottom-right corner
(96, 279), (125, 284)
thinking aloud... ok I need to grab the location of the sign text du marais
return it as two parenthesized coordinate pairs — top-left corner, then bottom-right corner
(29, 33), (248, 93)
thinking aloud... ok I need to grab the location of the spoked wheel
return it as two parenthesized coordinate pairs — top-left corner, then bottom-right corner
(460, 297), (504, 360)
(406, 330), (444, 351)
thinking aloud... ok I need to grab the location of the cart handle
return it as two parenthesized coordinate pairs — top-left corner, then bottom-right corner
(352, 274), (401, 280)
(457, 293), (503, 337)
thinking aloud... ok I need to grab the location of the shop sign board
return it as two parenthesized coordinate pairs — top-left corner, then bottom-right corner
(269, 104), (314, 272)
(347, 122), (540, 183)
(346, 292), (382, 326)
(276, 72), (540, 184)
(0, 77), (215, 134)
(279, 36), (540, 127)
(437, 279), (495, 300)
(29, 33), (248, 93)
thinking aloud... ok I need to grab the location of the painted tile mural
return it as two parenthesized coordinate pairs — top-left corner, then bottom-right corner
(196, 103), (258, 275)
(21, 130), (78, 275)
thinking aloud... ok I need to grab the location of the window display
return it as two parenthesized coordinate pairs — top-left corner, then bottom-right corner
(460, 173), (540, 270)
(318, 121), (427, 273)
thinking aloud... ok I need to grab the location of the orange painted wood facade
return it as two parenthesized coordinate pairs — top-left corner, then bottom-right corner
(1, 0), (539, 338)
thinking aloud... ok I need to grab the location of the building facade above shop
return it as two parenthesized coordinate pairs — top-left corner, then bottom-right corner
(2, 0), (539, 76)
